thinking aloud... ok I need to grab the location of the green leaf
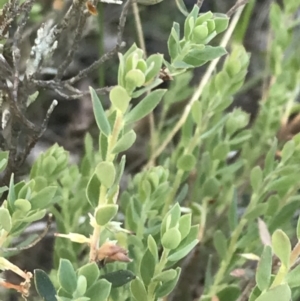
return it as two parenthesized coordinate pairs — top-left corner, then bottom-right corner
(204, 255), (213, 289)
(85, 279), (111, 301)
(217, 285), (240, 301)
(228, 188), (238, 231)
(95, 204), (118, 226)
(269, 200), (300, 231)
(125, 89), (167, 124)
(74, 276), (87, 298)
(114, 155), (126, 186)
(191, 100), (202, 126)
(175, 183), (189, 204)
(249, 285), (261, 301)
(14, 199), (31, 212)
(256, 246), (272, 291)
(178, 214), (191, 240)
(168, 26), (181, 61)
(213, 142), (230, 161)
(244, 204), (267, 221)
(177, 154), (196, 171)
(0, 152), (8, 172)
(264, 139), (277, 176)
(161, 203), (181, 236)
(214, 14), (229, 33)
(34, 269), (57, 301)
(125, 69), (146, 93)
(183, 46), (227, 67)
(196, 11), (213, 26)
(112, 130), (136, 154)
(153, 269), (177, 282)
(89, 87), (111, 136)
(184, 15), (195, 41)
(132, 78), (163, 98)
(297, 215), (300, 240)
(77, 263), (100, 288)
(110, 85), (131, 113)
(286, 264), (300, 288)
(145, 54), (163, 83)
(86, 173), (100, 208)
(42, 156), (57, 176)
(100, 270), (136, 288)
(18, 209), (46, 223)
(7, 174), (16, 209)
(95, 161), (115, 188)
(250, 166), (263, 192)
(155, 267), (181, 298)
(167, 225), (198, 263)
(162, 228), (182, 250)
(167, 239), (198, 262)
(175, 0), (189, 16)
(255, 284), (291, 301)
(30, 186), (58, 210)
(192, 24), (209, 42)
(213, 230), (227, 260)
(0, 208), (12, 231)
(140, 248), (156, 287)
(281, 140), (295, 162)
(58, 259), (77, 294)
(202, 177), (220, 198)
(130, 278), (147, 301)
(272, 230), (291, 268)
(265, 195), (280, 216)
(181, 113), (194, 144)
(147, 235), (158, 262)
(99, 133), (108, 161)
(266, 175), (298, 194)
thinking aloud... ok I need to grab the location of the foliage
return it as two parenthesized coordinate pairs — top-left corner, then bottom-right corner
(1, 0), (300, 301)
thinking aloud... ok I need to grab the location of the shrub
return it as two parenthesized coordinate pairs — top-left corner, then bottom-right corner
(1, 0), (300, 301)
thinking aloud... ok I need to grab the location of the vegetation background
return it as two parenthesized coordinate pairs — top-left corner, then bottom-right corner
(1, 0), (300, 301)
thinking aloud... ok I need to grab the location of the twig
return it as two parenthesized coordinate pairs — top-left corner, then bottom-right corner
(12, 0), (36, 102)
(227, 0), (249, 17)
(145, 4), (246, 168)
(40, 100), (58, 132)
(117, 0), (131, 45)
(132, 1), (147, 56)
(53, 86), (113, 99)
(33, 79), (113, 99)
(196, 0), (204, 9)
(65, 0), (130, 85)
(236, 279), (255, 301)
(55, 8), (87, 80)
(65, 46), (123, 85)
(7, 90), (39, 133)
(52, 0), (86, 43)
(0, 214), (52, 252)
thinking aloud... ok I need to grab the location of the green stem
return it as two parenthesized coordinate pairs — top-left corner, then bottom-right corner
(271, 264), (288, 288)
(89, 110), (124, 262)
(163, 169), (184, 215)
(206, 218), (247, 297)
(163, 124), (202, 214)
(204, 192), (261, 298)
(148, 249), (170, 301)
(0, 231), (8, 248)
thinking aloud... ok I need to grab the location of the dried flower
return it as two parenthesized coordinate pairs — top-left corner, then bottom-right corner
(97, 240), (131, 263)
(86, 1), (98, 15)
(0, 279), (31, 297)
